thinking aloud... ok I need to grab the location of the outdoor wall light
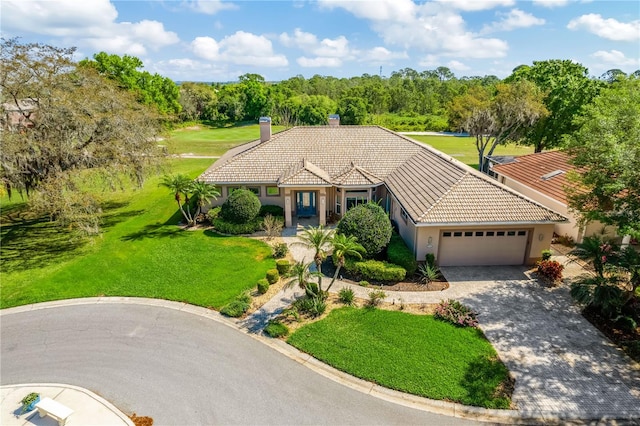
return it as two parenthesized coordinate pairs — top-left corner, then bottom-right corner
(427, 236), (433, 248)
(538, 233), (544, 241)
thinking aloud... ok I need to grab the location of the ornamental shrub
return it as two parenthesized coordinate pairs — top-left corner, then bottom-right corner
(272, 242), (288, 259)
(220, 189), (261, 224)
(425, 253), (436, 268)
(293, 296), (326, 317)
(221, 300), (250, 317)
(257, 278), (270, 294)
(264, 320), (289, 338)
(259, 205), (284, 217)
(276, 259), (291, 275)
(541, 249), (553, 261)
(337, 202), (392, 258)
(536, 260), (564, 285)
(266, 269), (280, 284)
(213, 217), (263, 234)
(434, 299), (478, 328)
(338, 287), (355, 305)
(367, 290), (387, 308)
(386, 233), (417, 275)
(344, 259), (406, 282)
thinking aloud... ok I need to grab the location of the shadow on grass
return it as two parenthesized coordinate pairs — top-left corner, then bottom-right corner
(461, 355), (512, 409)
(0, 216), (86, 272)
(120, 223), (187, 241)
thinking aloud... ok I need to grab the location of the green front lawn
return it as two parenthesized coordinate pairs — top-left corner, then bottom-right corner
(165, 123), (287, 156)
(409, 135), (534, 169)
(0, 158), (274, 309)
(288, 307), (511, 409)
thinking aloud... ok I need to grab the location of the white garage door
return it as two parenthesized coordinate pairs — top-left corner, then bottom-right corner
(438, 229), (529, 266)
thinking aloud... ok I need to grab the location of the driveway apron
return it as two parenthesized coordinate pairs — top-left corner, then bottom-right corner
(441, 266), (640, 421)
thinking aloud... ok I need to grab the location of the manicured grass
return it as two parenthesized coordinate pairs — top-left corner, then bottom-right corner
(164, 123), (287, 156)
(287, 307), (511, 409)
(0, 158), (275, 310)
(409, 135), (534, 169)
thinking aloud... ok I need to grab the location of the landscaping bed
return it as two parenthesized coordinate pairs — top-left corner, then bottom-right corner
(582, 303), (640, 362)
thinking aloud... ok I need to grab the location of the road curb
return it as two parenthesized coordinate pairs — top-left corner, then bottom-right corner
(2, 297), (636, 424)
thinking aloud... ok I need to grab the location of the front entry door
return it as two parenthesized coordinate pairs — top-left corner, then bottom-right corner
(296, 192), (316, 217)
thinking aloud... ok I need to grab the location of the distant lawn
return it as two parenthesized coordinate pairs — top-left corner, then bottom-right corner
(164, 123), (287, 156)
(409, 135), (534, 169)
(288, 307), (511, 409)
(0, 158), (274, 310)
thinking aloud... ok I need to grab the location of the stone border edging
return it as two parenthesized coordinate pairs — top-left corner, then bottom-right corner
(2, 382), (134, 426)
(0, 297), (607, 424)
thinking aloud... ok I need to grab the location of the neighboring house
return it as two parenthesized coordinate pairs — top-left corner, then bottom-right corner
(491, 150), (616, 244)
(1, 99), (37, 131)
(200, 117), (566, 266)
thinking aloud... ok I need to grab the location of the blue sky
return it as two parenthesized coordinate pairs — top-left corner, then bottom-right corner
(2, 0), (639, 82)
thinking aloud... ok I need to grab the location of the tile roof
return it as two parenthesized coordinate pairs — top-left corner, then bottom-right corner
(200, 125), (566, 225)
(491, 151), (573, 204)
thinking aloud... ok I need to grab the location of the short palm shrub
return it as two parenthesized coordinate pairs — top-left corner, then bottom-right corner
(221, 189), (261, 224)
(419, 263), (441, 284)
(338, 287), (355, 305)
(337, 202), (392, 258)
(386, 233), (417, 275)
(345, 258), (406, 282)
(221, 291), (252, 317)
(434, 299), (478, 328)
(272, 242), (288, 259)
(276, 259), (291, 275)
(536, 260), (564, 285)
(293, 296), (327, 317)
(257, 278), (270, 294)
(367, 290), (387, 307)
(264, 320), (289, 338)
(266, 269), (280, 284)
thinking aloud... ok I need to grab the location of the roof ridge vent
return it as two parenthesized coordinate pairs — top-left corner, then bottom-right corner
(541, 169), (564, 181)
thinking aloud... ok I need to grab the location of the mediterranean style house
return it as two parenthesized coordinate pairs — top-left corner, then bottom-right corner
(200, 117), (566, 266)
(490, 151), (617, 244)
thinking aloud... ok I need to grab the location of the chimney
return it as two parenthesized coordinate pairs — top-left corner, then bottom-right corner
(328, 114), (340, 127)
(259, 116), (271, 142)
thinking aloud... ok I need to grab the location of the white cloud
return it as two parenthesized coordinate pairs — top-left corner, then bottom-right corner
(361, 47), (408, 62)
(447, 60), (470, 71)
(280, 29), (351, 58)
(419, 54), (440, 67)
(434, 0), (515, 12)
(481, 9), (545, 34)
(191, 31), (288, 67)
(297, 57), (343, 67)
(319, 0), (509, 59)
(532, 0), (570, 8)
(568, 14), (640, 41)
(187, 0), (237, 15)
(1, 0), (179, 55)
(591, 50), (640, 67)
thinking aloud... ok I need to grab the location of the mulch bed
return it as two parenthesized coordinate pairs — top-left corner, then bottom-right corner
(129, 414), (153, 426)
(320, 258), (449, 292)
(582, 304), (640, 363)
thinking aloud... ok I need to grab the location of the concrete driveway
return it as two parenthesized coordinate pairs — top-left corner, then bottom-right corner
(441, 266), (640, 422)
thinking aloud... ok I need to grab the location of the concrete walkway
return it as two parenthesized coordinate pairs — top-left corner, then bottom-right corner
(1, 384), (133, 426)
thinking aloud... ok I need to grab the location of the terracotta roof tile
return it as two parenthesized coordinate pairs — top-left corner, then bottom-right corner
(492, 151), (573, 204)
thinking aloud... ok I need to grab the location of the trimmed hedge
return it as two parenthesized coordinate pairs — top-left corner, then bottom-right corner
(337, 202), (392, 258)
(257, 278), (270, 294)
(259, 205), (284, 217)
(264, 320), (289, 338)
(345, 258), (406, 282)
(386, 233), (417, 275)
(221, 189), (261, 224)
(276, 259), (291, 275)
(213, 217), (263, 234)
(266, 269), (280, 284)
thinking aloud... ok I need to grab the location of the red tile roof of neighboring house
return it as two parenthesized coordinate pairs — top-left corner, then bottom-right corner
(492, 151), (573, 205)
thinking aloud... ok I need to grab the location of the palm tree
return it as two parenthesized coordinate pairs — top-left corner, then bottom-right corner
(160, 174), (194, 225)
(326, 234), (365, 292)
(295, 225), (334, 292)
(284, 261), (314, 293)
(191, 181), (220, 216)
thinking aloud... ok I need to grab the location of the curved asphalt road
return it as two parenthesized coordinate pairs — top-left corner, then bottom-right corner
(1, 304), (477, 425)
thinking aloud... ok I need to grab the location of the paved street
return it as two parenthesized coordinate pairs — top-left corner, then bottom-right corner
(1, 304), (475, 425)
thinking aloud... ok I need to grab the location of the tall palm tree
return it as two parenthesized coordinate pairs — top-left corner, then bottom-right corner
(160, 174), (194, 225)
(326, 233), (365, 292)
(191, 181), (220, 216)
(295, 225), (334, 292)
(284, 261), (314, 291)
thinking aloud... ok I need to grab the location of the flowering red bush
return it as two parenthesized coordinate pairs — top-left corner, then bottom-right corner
(434, 299), (479, 328)
(536, 260), (564, 285)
